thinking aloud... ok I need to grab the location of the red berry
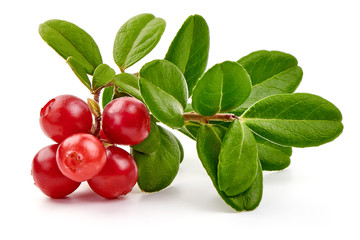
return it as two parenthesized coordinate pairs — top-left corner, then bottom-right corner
(88, 146), (138, 199)
(56, 133), (107, 182)
(32, 144), (80, 198)
(40, 95), (93, 143)
(100, 128), (111, 142)
(102, 97), (151, 145)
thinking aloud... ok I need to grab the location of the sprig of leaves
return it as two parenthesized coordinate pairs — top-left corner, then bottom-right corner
(39, 13), (343, 212)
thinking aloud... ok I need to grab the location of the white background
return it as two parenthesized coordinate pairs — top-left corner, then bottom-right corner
(1, 0), (359, 239)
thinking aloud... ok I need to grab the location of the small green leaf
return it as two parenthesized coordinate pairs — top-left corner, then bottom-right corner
(178, 126), (196, 140)
(232, 50), (303, 115)
(132, 117), (160, 154)
(178, 121), (202, 140)
(255, 135), (292, 171)
(192, 61), (251, 116)
(175, 135), (184, 163)
(196, 125), (263, 211)
(196, 125), (227, 186)
(218, 120), (258, 196)
(139, 79), (184, 128)
(112, 73), (142, 100)
(242, 93), (344, 147)
(226, 161), (263, 211)
(66, 57), (91, 90)
(165, 14), (209, 95)
(92, 64), (115, 91)
(139, 60), (188, 128)
(132, 126), (180, 192)
(101, 86), (115, 109)
(140, 60), (188, 108)
(113, 13), (166, 71)
(39, 19), (102, 74)
(185, 103), (194, 112)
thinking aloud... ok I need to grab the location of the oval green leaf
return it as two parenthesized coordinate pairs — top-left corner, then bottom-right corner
(113, 14), (166, 71)
(226, 161), (263, 211)
(165, 14), (209, 96)
(66, 56), (91, 90)
(196, 125), (263, 211)
(242, 93), (344, 147)
(113, 73), (142, 100)
(92, 64), (115, 91)
(139, 60), (188, 128)
(101, 86), (114, 109)
(39, 19), (102, 75)
(175, 135), (184, 163)
(132, 126), (180, 192)
(192, 61), (251, 116)
(218, 120), (258, 196)
(232, 50), (303, 115)
(140, 60), (188, 108)
(139, 78), (184, 128)
(255, 135), (292, 171)
(197, 125), (227, 186)
(131, 117), (160, 154)
(178, 121), (202, 140)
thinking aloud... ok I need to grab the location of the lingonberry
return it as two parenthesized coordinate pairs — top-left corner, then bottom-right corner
(40, 95), (93, 143)
(102, 97), (151, 145)
(56, 133), (107, 182)
(32, 144), (80, 198)
(100, 128), (111, 142)
(88, 146), (138, 199)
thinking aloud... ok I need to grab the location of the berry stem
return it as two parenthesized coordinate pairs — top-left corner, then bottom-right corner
(92, 89), (103, 138)
(183, 112), (239, 124)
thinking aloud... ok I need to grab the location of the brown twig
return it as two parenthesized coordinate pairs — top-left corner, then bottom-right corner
(183, 112), (239, 124)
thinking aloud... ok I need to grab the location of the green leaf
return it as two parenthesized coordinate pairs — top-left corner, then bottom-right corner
(218, 120), (258, 196)
(242, 93), (344, 147)
(232, 50), (303, 115)
(165, 14), (209, 96)
(226, 161), (263, 211)
(113, 13), (166, 71)
(39, 19), (102, 74)
(132, 126), (180, 192)
(101, 86), (114, 109)
(92, 64), (115, 91)
(174, 135), (184, 163)
(113, 73), (142, 100)
(140, 60), (188, 108)
(196, 125), (263, 211)
(196, 125), (227, 186)
(255, 135), (292, 171)
(132, 117), (160, 154)
(139, 60), (188, 128)
(192, 61), (251, 116)
(139, 79), (184, 128)
(178, 121), (202, 140)
(66, 57), (91, 90)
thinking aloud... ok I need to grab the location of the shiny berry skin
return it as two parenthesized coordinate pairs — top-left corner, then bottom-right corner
(40, 95), (93, 143)
(102, 97), (151, 145)
(56, 133), (107, 182)
(32, 144), (80, 198)
(100, 128), (111, 142)
(88, 146), (138, 199)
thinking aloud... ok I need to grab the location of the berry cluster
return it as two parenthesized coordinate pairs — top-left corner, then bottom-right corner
(32, 95), (151, 199)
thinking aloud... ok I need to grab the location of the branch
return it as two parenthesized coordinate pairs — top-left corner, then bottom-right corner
(183, 112), (239, 124)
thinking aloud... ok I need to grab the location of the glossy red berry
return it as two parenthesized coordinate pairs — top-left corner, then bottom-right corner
(56, 133), (107, 182)
(102, 97), (151, 145)
(88, 146), (138, 199)
(40, 95), (93, 143)
(100, 128), (111, 142)
(32, 144), (80, 198)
